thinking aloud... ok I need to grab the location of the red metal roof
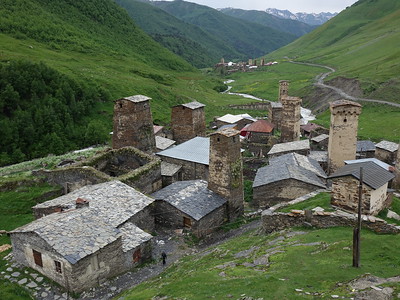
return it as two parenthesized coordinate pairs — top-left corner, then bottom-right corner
(242, 119), (274, 133)
(300, 122), (322, 133)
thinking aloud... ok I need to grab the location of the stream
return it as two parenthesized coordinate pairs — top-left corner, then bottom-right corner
(223, 79), (316, 124)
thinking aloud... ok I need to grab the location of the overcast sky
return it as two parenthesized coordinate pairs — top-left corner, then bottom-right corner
(170, 0), (359, 13)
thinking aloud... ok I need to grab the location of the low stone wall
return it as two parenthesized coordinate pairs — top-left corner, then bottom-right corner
(228, 102), (270, 110)
(261, 210), (400, 235)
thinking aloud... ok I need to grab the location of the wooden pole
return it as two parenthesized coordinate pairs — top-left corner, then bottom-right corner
(353, 167), (363, 267)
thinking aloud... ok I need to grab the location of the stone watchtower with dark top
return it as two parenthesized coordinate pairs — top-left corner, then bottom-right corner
(208, 128), (244, 221)
(278, 80), (289, 102)
(171, 101), (206, 144)
(112, 95), (156, 153)
(280, 95), (302, 143)
(327, 100), (362, 174)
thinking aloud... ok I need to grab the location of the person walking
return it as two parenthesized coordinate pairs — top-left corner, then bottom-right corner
(161, 251), (167, 265)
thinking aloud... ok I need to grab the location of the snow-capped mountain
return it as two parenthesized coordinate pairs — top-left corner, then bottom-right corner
(265, 8), (337, 25)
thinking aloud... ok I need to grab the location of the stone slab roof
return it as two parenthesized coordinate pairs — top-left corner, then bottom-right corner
(375, 140), (399, 152)
(151, 180), (226, 221)
(301, 123), (321, 133)
(119, 222), (152, 253)
(267, 140), (310, 156)
(121, 95), (151, 103)
(33, 181), (155, 227)
(253, 163), (326, 189)
(308, 151), (328, 163)
(180, 101), (205, 110)
(269, 153), (327, 179)
(344, 158), (391, 171)
(270, 102), (283, 108)
(161, 161), (182, 177)
(329, 161), (395, 190)
(311, 134), (329, 143)
(156, 136), (176, 151)
(330, 99), (362, 108)
(356, 140), (376, 152)
(157, 137), (209, 165)
(218, 124), (238, 131)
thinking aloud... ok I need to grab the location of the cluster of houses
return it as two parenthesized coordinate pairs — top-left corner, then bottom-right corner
(214, 58), (278, 74)
(9, 82), (400, 293)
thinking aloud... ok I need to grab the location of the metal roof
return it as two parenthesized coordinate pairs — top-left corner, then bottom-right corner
(157, 137), (209, 165)
(344, 158), (392, 171)
(329, 161), (395, 190)
(217, 113), (256, 124)
(268, 140), (310, 155)
(375, 140), (399, 152)
(300, 123), (322, 133)
(356, 140), (375, 152)
(151, 180), (227, 221)
(243, 119), (274, 133)
(253, 163), (326, 189)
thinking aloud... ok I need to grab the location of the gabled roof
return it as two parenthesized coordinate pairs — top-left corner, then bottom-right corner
(344, 158), (391, 171)
(243, 119), (274, 133)
(161, 161), (181, 177)
(267, 140), (310, 156)
(151, 180), (226, 221)
(329, 161), (395, 190)
(356, 140), (375, 152)
(153, 125), (164, 135)
(180, 101), (205, 110)
(269, 102), (282, 108)
(218, 124), (237, 131)
(119, 95), (151, 103)
(157, 137), (209, 165)
(269, 152), (327, 179)
(375, 140), (399, 152)
(217, 113), (256, 124)
(308, 151), (328, 163)
(156, 136), (176, 151)
(253, 163), (326, 189)
(311, 134), (329, 143)
(300, 123), (322, 133)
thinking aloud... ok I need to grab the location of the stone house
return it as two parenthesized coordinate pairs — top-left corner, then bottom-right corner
(309, 151), (328, 172)
(157, 137), (210, 181)
(375, 140), (399, 164)
(311, 134), (329, 150)
(268, 102), (283, 131)
(171, 101), (206, 144)
(240, 119), (275, 143)
(300, 123), (324, 138)
(356, 140), (375, 159)
(267, 140), (310, 159)
(280, 95), (302, 143)
(253, 163), (326, 209)
(215, 114), (255, 130)
(152, 180), (227, 238)
(10, 181), (155, 293)
(329, 161), (395, 215)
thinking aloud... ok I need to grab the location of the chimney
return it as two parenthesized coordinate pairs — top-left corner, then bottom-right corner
(208, 128), (244, 221)
(76, 197), (89, 209)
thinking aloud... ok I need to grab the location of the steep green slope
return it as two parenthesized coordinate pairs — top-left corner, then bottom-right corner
(115, 0), (242, 67)
(220, 8), (316, 37)
(265, 0), (400, 101)
(152, 0), (297, 59)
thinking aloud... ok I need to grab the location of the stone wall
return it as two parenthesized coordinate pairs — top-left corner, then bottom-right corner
(280, 96), (302, 143)
(375, 148), (397, 165)
(268, 104), (282, 131)
(228, 103), (270, 111)
(253, 179), (322, 209)
(394, 147), (400, 189)
(123, 239), (152, 270)
(159, 156), (208, 181)
(261, 210), (400, 235)
(127, 205), (155, 233)
(171, 105), (206, 144)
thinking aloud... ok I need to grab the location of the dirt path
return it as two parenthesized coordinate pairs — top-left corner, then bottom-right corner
(290, 61), (400, 108)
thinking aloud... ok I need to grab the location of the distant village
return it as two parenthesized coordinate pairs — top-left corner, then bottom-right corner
(214, 57), (278, 73)
(6, 80), (400, 293)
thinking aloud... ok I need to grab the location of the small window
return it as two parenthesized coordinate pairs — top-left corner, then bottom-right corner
(32, 249), (43, 267)
(54, 260), (62, 274)
(217, 137), (220, 142)
(133, 249), (141, 263)
(183, 217), (192, 228)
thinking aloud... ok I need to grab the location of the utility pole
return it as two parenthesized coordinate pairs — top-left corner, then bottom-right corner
(353, 167), (363, 267)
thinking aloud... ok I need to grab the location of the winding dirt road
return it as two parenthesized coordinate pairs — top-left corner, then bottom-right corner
(290, 61), (400, 108)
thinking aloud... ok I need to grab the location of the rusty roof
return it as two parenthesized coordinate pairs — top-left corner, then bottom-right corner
(243, 119), (274, 133)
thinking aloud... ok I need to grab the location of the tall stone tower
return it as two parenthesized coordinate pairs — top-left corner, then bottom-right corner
(171, 101), (206, 144)
(112, 95), (156, 153)
(278, 80), (290, 102)
(208, 128), (244, 221)
(280, 95), (302, 143)
(327, 100), (362, 174)
(394, 143), (400, 189)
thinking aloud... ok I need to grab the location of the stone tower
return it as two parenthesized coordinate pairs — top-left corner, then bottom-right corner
(279, 80), (289, 102)
(280, 95), (302, 143)
(394, 143), (400, 189)
(171, 101), (206, 144)
(208, 128), (244, 221)
(112, 95), (156, 153)
(327, 100), (362, 174)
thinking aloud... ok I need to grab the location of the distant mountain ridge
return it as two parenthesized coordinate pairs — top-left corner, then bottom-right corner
(265, 8), (337, 25)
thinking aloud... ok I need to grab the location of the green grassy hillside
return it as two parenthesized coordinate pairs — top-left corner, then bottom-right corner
(220, 8), (315, 37)
(115, 0), (242, 67)
(264, 0), (400, 101)
(152, 0), (297, 59)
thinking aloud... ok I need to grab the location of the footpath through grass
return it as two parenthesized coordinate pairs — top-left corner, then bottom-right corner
(118, 226), (400, 300)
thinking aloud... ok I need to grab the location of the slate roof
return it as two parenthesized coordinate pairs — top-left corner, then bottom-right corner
(344, 158), (391, 171)
(269, 102), (283, 108)
(33, 181), (155, 227)
(375, 140), (399, 152)
(269, 153), (327, 179)
(157, 137), (209, 165)
(308, 151), (328, 163)
(301, 123), (321, 133)
(329, 161), (395, 190)
(356, 140), (375, 152)
(253, 163), (326, 189)
(161, 161), (182, 177)
(267, 140), (310, 156)
(180, 101), (205, 110)
(156, 136), (176, 151)
(119, 222), (152, 253)
(151, 180), (227, 221)
(243, 119), (274, 133)
(311, 134), (329, 143)
(218, 124), (237, 131)
(120, 95), (151, 103)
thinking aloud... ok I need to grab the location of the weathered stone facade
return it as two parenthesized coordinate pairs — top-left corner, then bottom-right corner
(375, 141), (399, 165)
(327, 100), (362, 174)
(268, 102), (283, 131)
(278, 80), (289, 102)
(158, 156), (208, 181)
(280, 95), (302, 143)
(395, 146), (400, 189)
(331, 176), (391, 216)
(112, 95), (156, 153)
(208, 128), (244, 221)
(171, 102), (206, 144)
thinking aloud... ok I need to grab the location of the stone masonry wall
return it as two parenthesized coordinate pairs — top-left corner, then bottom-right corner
(375, 148), (397, 165)
(171, 106), (206, 144)
(159, 156), (208, 181)
(280, 96), (301, 143)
